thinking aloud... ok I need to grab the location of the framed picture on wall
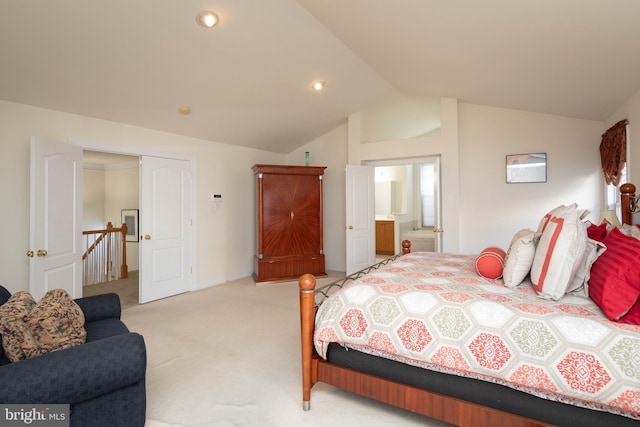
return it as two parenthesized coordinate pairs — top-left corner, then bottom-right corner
(506, 153), (547, 183)
(121, 209), (139, 242)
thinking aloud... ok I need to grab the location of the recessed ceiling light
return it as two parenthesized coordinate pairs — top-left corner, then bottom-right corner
(196, 11), (219, 28)
(311, 80), (325, 91)
(178, 106), (191, 115)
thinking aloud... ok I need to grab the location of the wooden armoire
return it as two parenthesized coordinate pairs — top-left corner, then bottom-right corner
(253, 164), (327, 283)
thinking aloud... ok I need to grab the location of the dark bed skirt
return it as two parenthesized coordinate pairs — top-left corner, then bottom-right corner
(326, 343), (638, 427)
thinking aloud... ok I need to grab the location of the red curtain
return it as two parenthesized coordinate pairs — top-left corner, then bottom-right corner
(600, 119), (628, 186)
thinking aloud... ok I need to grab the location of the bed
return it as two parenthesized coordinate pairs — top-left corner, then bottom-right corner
(299, 183), (640, 427)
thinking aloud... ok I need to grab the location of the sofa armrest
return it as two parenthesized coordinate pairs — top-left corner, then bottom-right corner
(0, 332), (146, 404)
(74, 293), (121, 322)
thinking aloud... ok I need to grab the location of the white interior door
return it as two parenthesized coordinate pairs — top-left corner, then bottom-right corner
(432, 157), (444, 252)
(29, 137), (83, 300)
(139, 156), (193, 303)
(345, 165), (375, 275)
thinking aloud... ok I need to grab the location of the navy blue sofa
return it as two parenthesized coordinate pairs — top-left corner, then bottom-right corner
(0, 285), (147, 427)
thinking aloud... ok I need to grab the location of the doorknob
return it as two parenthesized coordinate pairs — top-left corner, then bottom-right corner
(144, 235), (151, 240)
(348, 225), (353, 230)
(26, 250), (34, 258)
(36, 249), (48, 257)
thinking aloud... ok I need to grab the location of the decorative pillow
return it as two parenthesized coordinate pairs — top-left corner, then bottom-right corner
(586, 221), (608, 242)
(536, 203), (577, 234)
(588, 227), (640, 321)
(618, 297), (640, 325)
(503, 229), (538, 288)
(0, 291), (39, 362)
(27, 289), (86, 354)
(567, 237), (606, 296)
(475, 246), (507, 279)
(0, 289), (86, 362)
(530, 204), (588, 300)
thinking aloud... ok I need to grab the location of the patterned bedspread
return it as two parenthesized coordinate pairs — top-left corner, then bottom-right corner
(314, 252), (640, 419)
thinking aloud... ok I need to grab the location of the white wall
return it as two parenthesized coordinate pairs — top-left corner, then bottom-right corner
(303, 97), (609, 259)
(104, 167), (140, 271)
(0, 100), (283, 294)
(83, 169), (106, 231)
(286, 123), (348, 271)
(458, 103), (604, 253)
(606, 88), (640, 182)
(348, 98), (462, 253)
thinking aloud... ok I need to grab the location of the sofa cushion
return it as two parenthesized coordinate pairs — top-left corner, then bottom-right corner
(0, 289), (86, 362)
(85, 318), (130, 342)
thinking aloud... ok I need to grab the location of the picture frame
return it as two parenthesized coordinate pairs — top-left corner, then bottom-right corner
(506, 153), (547, 183)
(121, 209), (139, 242)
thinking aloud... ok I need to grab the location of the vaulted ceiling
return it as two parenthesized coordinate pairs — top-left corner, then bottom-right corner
(1, 1), (639, 154)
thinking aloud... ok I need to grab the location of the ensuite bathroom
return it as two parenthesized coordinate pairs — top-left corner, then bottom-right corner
(374, 161), (439, 256)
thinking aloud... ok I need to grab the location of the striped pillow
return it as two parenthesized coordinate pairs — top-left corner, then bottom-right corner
(530, 204), (588, 300)
(588, 227), (640, 322)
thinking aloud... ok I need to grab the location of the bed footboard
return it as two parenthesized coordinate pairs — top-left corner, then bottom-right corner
(299, 273), (316, 411)
(299, 241), (411, 411)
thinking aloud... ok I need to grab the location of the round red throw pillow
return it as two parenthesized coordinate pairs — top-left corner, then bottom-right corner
(475, 246), (507, 279)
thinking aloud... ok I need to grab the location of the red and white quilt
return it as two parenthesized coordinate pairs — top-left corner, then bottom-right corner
(314, 252), (640, 419)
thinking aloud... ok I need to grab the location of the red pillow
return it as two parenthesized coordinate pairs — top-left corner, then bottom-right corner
(619, 299), (640, 325)
(475, 247), (506, 279)
(586, 222), (607, 242)
(588, 227), (640, 322)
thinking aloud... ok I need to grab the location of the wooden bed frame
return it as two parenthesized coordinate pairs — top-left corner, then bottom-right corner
(299, 184), (637, 427)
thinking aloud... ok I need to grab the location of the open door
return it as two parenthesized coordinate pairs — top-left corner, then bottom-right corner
(345, 165), (375, 275)
(29, 137), (83, 300)
(139, 156), (193, 303)
(432, 157), (444, 252)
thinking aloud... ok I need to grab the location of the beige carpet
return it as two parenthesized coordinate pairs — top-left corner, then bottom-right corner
(83, 270), (139, 309)
(113, 273), (451, 427)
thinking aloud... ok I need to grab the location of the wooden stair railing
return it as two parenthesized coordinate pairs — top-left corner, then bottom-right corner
(82, 222), (128, 286)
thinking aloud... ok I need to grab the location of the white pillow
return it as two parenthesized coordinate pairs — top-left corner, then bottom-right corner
(503, 229), (538, 288)
(531, 204), (588, 300)
(568, 236), (606, 296)
(536, 203), (577, 234)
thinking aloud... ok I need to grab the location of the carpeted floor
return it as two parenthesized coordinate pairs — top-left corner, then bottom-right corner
(83, 270), (139, 309)
(105, 273), (453, 427)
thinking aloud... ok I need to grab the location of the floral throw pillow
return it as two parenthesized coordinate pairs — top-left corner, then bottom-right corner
(0, 289), (86, 362)
(0, 291), (40, 362)
(27, 289), (86, 354)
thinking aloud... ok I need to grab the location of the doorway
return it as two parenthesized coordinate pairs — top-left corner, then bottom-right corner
(80, 149), (195, 305)
(82, 150), (140, 306)
(368, 156), (442, 255)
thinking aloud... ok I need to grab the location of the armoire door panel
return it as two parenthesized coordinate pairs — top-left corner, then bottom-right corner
(253, 164), (327, 283)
